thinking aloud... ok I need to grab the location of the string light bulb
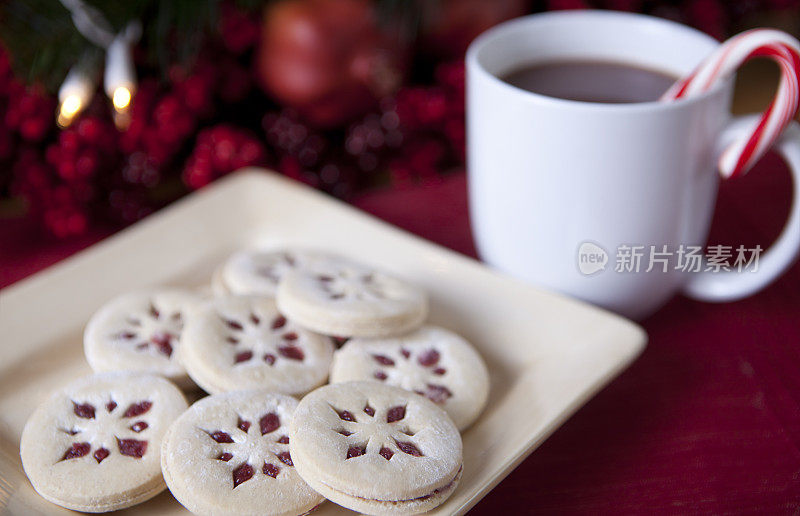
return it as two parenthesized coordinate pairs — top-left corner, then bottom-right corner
(104, 33), (136, 111)
(112, 86), (131, 110)
(104, 22), (141, 129)
(57, 60), (96, 127)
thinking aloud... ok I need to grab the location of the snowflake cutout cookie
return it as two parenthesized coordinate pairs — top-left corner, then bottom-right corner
(290, 381), (462, 514)
(277, 256), (428, 338)
(20, 372), (187, 512)
(59, 398), (153, 464)
(83, 289), (200, 388)
(218, 249), (328, 297)
(161, 391), (323, 516)
(330, 325), (490, 430)
(181, 295), (333, 395)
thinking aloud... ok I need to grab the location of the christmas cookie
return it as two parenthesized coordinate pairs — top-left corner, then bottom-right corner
(20, 372), (188, 512)
(276, 256), (427, 338)
(289, 381), (462, 514)
(161, 391), (324, 516)
(84, 289), (200, 388)
(219, 249), (326, 297)
(211, 264), (230, 296)
(330, 325), (489, 430)
(181, 295), (334, 395)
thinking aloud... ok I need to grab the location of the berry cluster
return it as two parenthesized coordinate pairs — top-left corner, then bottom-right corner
(388, 61), (465, 186)
(183, 125), (268, 190)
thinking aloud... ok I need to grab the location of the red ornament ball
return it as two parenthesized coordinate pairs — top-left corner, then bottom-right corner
(256, 0), (405, 128)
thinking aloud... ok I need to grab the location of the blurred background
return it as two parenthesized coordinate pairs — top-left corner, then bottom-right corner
(0, 0), (798, 241)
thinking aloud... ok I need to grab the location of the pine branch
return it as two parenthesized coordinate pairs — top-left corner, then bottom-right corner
(0, 0), (90, 89)
(0, 0), (259, 91)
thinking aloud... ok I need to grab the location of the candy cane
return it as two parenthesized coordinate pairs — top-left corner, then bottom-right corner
(662, 29), (800, 179)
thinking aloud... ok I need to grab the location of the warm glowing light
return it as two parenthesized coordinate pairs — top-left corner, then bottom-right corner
(60, 95), (82, 118)
(112, 87), (131, 111)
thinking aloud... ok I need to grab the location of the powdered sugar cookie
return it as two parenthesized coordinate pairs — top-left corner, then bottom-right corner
(181, 295), (334, 395)
(20, 372), (188, 512)
(330, 325), (489, 430)
(161, 391), (323, 516)
(276, 257), (427, 338)
(289, 381), (462, 514)
(211, 264), (230, 296)
(220, 249), (327, 297)
(84, 289), (200, 388)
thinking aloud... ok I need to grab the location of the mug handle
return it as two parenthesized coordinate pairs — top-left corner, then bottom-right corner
(683, 115), (800, 302)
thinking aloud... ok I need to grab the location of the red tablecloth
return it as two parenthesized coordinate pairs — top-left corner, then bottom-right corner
(3, 157), (800, 513)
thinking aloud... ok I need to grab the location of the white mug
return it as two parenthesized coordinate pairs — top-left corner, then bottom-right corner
(466, 10), (800, 319)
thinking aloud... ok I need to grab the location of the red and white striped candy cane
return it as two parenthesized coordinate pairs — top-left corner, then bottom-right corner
(662, 29), (800, 179)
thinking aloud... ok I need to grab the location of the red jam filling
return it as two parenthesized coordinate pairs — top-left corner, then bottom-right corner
(263, 353), (276, 365)
(433, 367), (446, 376)
(106, 400), (117, 413)
(226, 336), (239, 344)
(271, 316), (287, 330)
(400, 348), (411, 359)
(379, 447), (394, 461)
(374, 371), (388, 381)
(93, 448), (110, 463)
(130, 421), (148, 432)
(372, 354), (395, 366)
(210, 431), (234, 443)
(150, 332), (173, 357)
(282, 332), (298, 341)
(396, 441), (423, 457)
(123, 401), (153, 418)
(260, 413), (280, 435)
(250, 313), (261, 325)
(337, 409), (356, 422)
(278, 345), (304, 361)
(277, 451), (293, 466)
(417, 384), (453, 404)
(386, 406), (406, 423)
(277, 435), (290, 444)
(346, 445), (366, 459)
(235, 351), (253, 363)
(337, 429), (353, 436)
(225, 319), (244, 331)
(263, 462), (280, 478)
(417, 349), (440, 367)
(73, 402), (95, 419)
(237, 418), (251, 432)
(61, 442), (90, 461)
(117, 438), (147, 458)
(232, 463), (254, 488)
(363, 404), (375, 417)
(217, 452), (233, 462)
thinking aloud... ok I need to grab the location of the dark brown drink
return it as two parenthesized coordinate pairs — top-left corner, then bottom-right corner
(501, 60), (678, 104)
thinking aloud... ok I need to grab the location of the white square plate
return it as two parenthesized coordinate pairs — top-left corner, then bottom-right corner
(0, 169), (646, 515)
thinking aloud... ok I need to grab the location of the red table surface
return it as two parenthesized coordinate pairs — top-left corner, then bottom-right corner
(2, 155), (800, 514)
